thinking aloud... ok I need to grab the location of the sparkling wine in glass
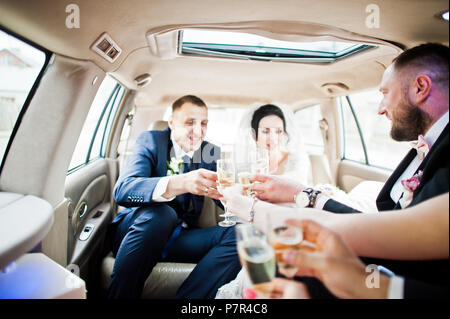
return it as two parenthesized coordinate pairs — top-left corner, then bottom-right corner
(251, 147), (269, 175)
(236, 224), (276, 297)
(266, 214), (303, 278)
(236, 162), (253, 197)
(238, 171), (253, 197)
(217, 159), (236, 227)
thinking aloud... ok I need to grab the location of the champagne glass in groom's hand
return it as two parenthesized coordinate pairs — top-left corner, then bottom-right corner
(217, 159), (237, 227)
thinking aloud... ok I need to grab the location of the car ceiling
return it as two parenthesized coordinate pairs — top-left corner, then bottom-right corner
(0, 0), (448, 109)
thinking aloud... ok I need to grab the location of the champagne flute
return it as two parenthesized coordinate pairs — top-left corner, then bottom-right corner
(236, 162), (253, 197)
(236, 223), (276, 298)
(251, 147), (269, 175)
(217, 158), (237, 227)
(266, 213), (303, 278)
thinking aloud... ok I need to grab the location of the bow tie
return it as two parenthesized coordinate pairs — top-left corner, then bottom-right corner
(410, 135), (430, 160)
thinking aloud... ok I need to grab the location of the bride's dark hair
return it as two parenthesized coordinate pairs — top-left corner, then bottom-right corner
(251, 104), (287, 140)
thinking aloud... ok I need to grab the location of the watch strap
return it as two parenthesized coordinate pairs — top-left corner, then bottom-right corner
(308, 190), (322, 208)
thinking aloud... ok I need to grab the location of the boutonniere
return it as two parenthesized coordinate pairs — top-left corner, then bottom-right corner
(399, 170), (423, 208)
(166, 157), (184, 176)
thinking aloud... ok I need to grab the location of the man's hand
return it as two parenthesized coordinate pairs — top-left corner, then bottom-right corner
(183, 168), (222, 199)
(249, 174), (304, 203)
(164, 168), (221, 200)
(281, 219), (389, 299)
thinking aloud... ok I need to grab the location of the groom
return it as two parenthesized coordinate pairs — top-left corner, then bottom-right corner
(107, 95), (241, 299)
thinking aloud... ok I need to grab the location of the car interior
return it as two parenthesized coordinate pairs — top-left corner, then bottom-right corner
(0, 0), (448, 299)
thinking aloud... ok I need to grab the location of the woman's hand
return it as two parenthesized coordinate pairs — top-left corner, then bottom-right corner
(244, 278), (311, 299)
(219, 184), (257, 221)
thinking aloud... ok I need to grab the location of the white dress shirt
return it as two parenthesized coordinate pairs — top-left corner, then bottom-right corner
(152, 134), (194, 202)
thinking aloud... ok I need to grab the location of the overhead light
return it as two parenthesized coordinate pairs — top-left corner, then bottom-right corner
(90, 32), (122, 63)
(436, 10), (449, 21)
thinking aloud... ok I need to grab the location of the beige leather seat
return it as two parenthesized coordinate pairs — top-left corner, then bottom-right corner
(101, 196), (224, 298)
(148, 120), (169, 131)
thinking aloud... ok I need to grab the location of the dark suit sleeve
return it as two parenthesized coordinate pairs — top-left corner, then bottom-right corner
(403, 278), (448, 299)
(113, 131), (162, 207)
(323, 198), (362, 214)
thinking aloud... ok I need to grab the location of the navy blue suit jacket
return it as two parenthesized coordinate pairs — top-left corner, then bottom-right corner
(112, 128), (221, 228)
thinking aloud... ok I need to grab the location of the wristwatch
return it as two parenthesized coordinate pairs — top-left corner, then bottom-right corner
(294, 188), (322, 208)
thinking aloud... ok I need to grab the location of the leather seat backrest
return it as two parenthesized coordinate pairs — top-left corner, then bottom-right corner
(148, 120), (168, 130)
(197, 197), (224, 228)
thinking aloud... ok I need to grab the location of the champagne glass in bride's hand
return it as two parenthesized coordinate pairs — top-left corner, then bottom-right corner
(266, 213), (303, 278)
(217, 159), (237, 227)
(251, 147), (269, 175)
(236, 162), (253, 197)
(236, 223), (276, 298)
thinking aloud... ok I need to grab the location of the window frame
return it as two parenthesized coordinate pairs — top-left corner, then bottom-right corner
(339, 94), (400, 171)
(0, 26), (52, 176)
(67, 81), (125, 174)
(179, 30), (375, 64)
(293, 104), (325, 153)
(343, 96), (369, 165)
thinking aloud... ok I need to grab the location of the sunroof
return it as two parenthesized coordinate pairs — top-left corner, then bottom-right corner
(180, 29), (375, 63)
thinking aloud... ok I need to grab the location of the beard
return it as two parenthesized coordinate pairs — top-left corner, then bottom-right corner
(390, 98), (433, 142)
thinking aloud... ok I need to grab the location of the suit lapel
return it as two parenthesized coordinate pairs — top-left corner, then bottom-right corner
(156, 128), (172, 177)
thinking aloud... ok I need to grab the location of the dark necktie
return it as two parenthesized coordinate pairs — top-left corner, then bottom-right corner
(181, 154), (195, 219)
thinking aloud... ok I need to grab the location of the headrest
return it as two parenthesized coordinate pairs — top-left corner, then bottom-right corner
(148, 120), (168, 130)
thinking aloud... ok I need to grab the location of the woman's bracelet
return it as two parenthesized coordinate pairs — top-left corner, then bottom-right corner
(248, 197), (258, 223)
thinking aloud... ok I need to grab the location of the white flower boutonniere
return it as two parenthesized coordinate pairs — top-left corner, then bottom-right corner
(399, 170), (423, 208)
(166, 157), (184, 176)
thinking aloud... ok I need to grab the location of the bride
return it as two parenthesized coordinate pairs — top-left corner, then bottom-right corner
(216, 103), (312, 299)
(234, 103), (312, 185)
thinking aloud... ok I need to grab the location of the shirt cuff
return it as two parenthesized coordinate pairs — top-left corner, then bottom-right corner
(387, 275), (405, 299)
(152, 176), (176, 202)
(314, 194), (330, 210)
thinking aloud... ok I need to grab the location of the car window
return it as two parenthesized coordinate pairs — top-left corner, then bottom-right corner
(339, 89), (410, 170)
(293, 105), (324, 154)
(205, 108), (248, 145)
(68, 76), (125, 172)
(163, 106), (248, 146)
(0, 29), (47, 167)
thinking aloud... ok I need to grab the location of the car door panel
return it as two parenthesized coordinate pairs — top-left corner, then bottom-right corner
(65, 158), (118, 280)
(337, 160), (391, 192)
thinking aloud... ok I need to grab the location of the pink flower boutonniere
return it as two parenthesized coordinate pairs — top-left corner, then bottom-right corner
(399, 170), (423, 208)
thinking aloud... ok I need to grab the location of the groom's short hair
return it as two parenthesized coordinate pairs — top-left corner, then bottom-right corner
(172, 95), (207, 112)
(393, 43), (449, 89)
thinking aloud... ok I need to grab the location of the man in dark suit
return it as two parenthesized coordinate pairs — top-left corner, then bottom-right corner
(107, 95), (241, 299)
(249, 43), (449, 297)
